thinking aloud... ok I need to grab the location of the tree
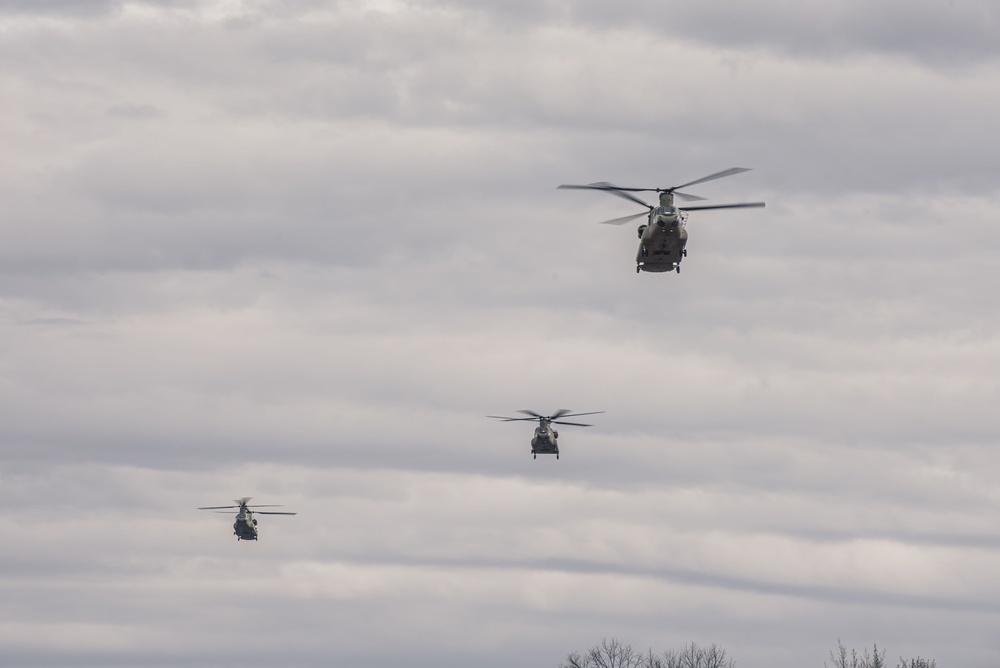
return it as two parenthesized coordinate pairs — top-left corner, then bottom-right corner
(896, 658), (935, 668)
(561, 639), (734, 668)
(562, 638), (645, 668)
(826, 640), (887, 668)
(661, 642), (734, 668)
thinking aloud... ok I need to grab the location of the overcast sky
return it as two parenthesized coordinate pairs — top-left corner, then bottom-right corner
(2, 1), (1000, 666)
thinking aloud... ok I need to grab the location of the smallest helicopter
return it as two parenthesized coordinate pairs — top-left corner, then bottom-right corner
(487, 409), (604, 459)
(198, 497), (296, 541)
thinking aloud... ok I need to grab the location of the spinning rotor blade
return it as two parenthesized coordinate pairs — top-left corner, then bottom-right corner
(489, 409), (603, 423)
(598, 211), (649, 226)
(566, 169), (752, 197)
(558, 182), (652, 209)
(679, 202), (765, 212)
(672, 190), (707, 202)
(585, 182), (653, 209)
(254, 511), (298, 516)
(551, 420), (594, 427)
(200, 497), (287, 510)
(671, 167), (751, 191)
(580, 186), (703, 202)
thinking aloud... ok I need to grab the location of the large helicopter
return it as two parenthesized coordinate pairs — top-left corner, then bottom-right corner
(487, 409), (603, 459)
(198, 497), (296, 541)
(558, 167), (765, 274)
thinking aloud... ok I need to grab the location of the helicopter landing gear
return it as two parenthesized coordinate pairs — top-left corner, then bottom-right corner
(682, 248), (687, 257)
(533, 453), (536, 459)
(556, 454), (560, 460)
(675, 265), (681, 273)
(636, 265), (641, 274)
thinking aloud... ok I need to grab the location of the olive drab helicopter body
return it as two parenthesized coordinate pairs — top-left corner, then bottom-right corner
(488, 410), (604, 459)
(558, 168), (765, 273)
(198, 497), (296, 541)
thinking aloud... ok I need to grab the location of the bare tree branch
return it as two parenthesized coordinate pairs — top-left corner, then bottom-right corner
(563, 639), (733, 668)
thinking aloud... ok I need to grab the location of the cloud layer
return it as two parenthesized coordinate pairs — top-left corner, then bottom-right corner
(2, 1), (1000, 667)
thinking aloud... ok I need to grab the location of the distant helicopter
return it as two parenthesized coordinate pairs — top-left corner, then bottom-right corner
(558, 167), (765, 274)
(198, 497), (296, 541)
(487, 409), (604, 459)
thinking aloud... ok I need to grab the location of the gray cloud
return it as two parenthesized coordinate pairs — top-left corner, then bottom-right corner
(0, 0), (120, 16)
(429, 0), (1000, 67)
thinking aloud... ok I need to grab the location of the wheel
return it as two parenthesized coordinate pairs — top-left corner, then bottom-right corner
(533, 453), (536, 459)
(636, 265), (640, 273)
(682, 248), (687, 257)
(675, 265), (680, 273)
(556, 454), (560, 460)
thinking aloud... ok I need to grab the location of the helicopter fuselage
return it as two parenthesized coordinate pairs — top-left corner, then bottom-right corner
(636, 206), (688, 273)
(233, 511), (259, 541)
(530, 420), (560, 458)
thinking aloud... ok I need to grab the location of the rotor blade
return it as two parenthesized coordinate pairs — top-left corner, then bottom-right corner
(582, 186), (705, 201)
(560, 183), (654, 192)
(551, 421), (594, 427)
(198, 505), (239, 510)
(588, 182), (654, 209)
(517, 410), (544, 418)
(671, 167), (751, 191)
(487, 415), (537, 422)
(672, 190), (707, 202)
(559, 182), (652, 209)
(554, 411), (605, 419)
(679, 202), (765, 212)
(254, 512), (298, 515)
(549, 409), (573, 420)
(597, 211), (649, 226)
(245, 504), (283, 508)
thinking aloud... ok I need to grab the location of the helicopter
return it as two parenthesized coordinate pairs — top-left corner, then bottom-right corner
(558, 167), (765, 274)
(487, 409), (604, 459)
(198, 497), (296, 541)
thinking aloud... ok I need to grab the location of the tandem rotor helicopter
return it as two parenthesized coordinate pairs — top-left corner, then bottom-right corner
(198, 497), (296, 541)
(487, 409), (604, 459)
(558, 167), (765, 274)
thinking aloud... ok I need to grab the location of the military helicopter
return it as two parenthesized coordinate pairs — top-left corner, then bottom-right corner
(487, 409), (604, 459)
(558, 167), (765, 273)
(198, 497), (296, 541)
